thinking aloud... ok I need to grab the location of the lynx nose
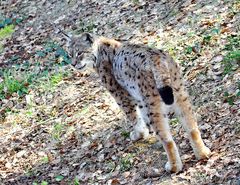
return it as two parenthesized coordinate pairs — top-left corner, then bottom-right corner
(71, 56), (78, 67)
(71, 59), (76, 66)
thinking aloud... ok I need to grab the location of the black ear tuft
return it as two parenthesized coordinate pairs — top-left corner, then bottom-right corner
(83, 33), (93, 44)
(158, 86), (174, 105)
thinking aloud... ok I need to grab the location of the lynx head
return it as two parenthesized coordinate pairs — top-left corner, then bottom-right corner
(63, 32), (95, 70)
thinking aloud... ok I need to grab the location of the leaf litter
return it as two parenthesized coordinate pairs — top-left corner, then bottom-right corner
(0, 0), (239, 184)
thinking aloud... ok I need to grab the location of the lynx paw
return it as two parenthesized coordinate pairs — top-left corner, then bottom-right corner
(130, 130), (142, 141)
(130, 129), (149, 141)
(195, 147), (211, 160)
(130, 121), (150, 141)
(165, 160), (183, 173)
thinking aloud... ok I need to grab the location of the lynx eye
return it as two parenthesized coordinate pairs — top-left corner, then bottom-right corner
(67, 49), (74, 58)
(76, 51), (83, 57)
(77, 50), (90, 58)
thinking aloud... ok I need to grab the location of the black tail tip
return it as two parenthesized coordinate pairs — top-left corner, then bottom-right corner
(158, 86), (174, 105)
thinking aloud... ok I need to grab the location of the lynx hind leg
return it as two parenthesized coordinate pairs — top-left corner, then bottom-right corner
(148, 97), (182, 172)
(174, 88), (211, 159)
(138, 71), (183, 173)
(169, 60), (211, 159)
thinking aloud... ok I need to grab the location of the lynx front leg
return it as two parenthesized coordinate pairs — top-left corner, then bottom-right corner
(130, 105), (150, 141)
(110, 87), (148, 141)
(112, 89), (147, 141)
(98, 60), (146, 141)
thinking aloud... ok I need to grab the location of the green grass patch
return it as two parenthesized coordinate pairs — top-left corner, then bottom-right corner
(224, 81), (240, 105)
(51, 123), (65, 141)
(224, 91), (234, 105)
(55, 175), (64, 182)
(0, 63), (68, 100)
(35, 41), (71, 65)
(0, 82), (4, 99)
(120, 153), (135, 171)
(222, 35), (240, 75)
(0, 70), (28, 99)
(76, 20), (96, 33)
(0, 17), (23, 29)
(73, 178), (80, 185)
(36, 71), (66, 92)
(220, 34), (240, 105)
(41, 181), (48, 185)
(224, 35), (240, 51)
(170, 118), (179, 126)
(0, 24), (14, 40)
(32, 180), (48, 185)
(202, 35), (212, 45)
(50, 73), (63, 86)
(121, 130), (130, 138)
(222, 50), (240, 75)
(0, 24), (15, 52)
(79, 106), (89, 115)
(106, 161), (116, 173)
(41, 156), (49, 164)
(0, 16), (24, 52)
(132, 0), (140, 4)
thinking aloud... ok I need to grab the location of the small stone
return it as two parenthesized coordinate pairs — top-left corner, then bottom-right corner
(135, 17), (141, 23)
(26, 94), (34, 105)
(213, 63), (222, 71)
(48, 173), (55, 178)
(38, 151), (46, 156)
(111, 155), (117, 160)
(123, 171), (130, 178)
(60, 168), (69, 176)
(16, 150), (26, 158)
(35, 97), (42, 104)
(47, 94), (53, 100)
(151, 141), (163, 150)
(81, 141), (90, 148)
(52, 157), (61, 165)
(2, 99), (8, 104)
(80, 162), (87, 169)
(97, 153), (105, 162)
(7, 101), (14, 108)
(15, 103), (24, 109)
(5, 162), (12, 169)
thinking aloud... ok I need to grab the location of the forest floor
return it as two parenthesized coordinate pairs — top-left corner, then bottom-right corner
(0, 0), (239, 184)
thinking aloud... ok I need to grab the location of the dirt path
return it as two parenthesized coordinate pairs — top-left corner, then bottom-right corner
(0, 0), (239, 184)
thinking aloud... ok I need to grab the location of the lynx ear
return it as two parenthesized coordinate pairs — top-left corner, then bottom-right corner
(53, 26), (72, 41)
(61, 31), (72, 43)
(62, 33), (74, 49)
(82, 32), (94, 45)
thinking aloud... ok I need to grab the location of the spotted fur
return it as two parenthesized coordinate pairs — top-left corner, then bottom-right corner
(66, 33), (211, 173)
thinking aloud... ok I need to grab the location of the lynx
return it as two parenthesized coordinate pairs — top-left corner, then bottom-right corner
(63, 32), (211, 173)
